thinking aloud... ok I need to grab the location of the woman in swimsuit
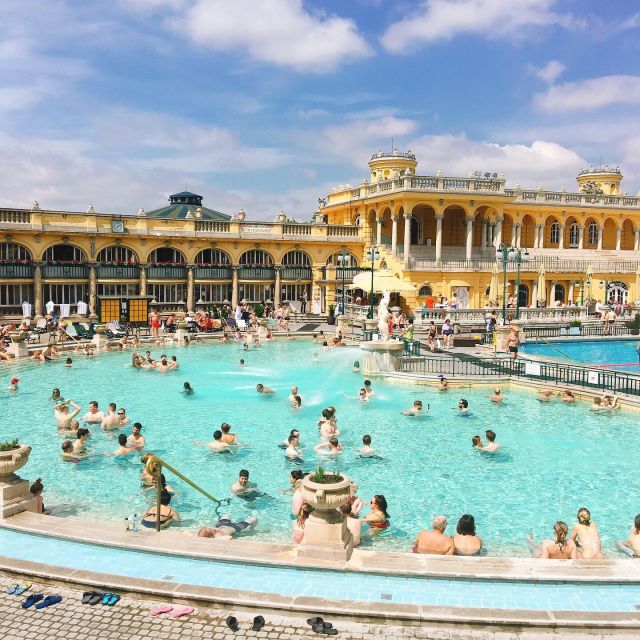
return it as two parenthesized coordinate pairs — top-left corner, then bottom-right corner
(538, 521), (578, 559)
(427, 322), (438, 352)
(198, 514), (258, 539)
(453, 514), (483, 556)
(363, 495), (389, 530)
(292, 503), (313, 544)
(442, 319), (454, 349)
(569, 507), (605, 559)
(141, 490), (180, 529)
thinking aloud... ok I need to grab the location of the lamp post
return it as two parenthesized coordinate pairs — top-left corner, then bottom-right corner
(366, 245), (380, 320)
(514, 249), (523, 320)
(337, 247), (348, 315)
(499, 244), (509, 323)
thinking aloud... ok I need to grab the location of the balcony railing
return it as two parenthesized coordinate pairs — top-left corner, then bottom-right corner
(0, 263), (35, 278)
(147, 265), (188, 279)
(96, 264), (139, 279)
(0, 210), (31, 224)
(280, 266), (312, 280)
(327, 225), (360, 237)
(504, 189), (640, 208)
(283, 224), (312, 236)
(194, 266), (233, 279)
(324, 267), (368, 282)
(413, 307), (589, 324)
(195, 220), (231, 233)
(41, 264), (88, 279)
(238, 266), (275, 280)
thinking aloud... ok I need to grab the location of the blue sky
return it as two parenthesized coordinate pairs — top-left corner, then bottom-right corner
(1, 0), (639, 219)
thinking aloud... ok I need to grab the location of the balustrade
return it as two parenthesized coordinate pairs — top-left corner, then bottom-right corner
(41, 264), (88, 279)
(96, 264), (139, 279)
(146, 265), (188, 279)
(237, 266), (275, 280)
(194, 266), (233, 279)
(280, 266), (312, 280)
(0, 263), (35, 278)
(195, 220), (231, 233)
(0, 210), (31, 223)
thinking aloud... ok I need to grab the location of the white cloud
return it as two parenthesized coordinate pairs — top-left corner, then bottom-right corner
(532, 60), (565, 84)
(172, 0), (372, 73)
(381, 0), (575, 53)
(535, 75), (640, 112)
(622, 12), (640, 30)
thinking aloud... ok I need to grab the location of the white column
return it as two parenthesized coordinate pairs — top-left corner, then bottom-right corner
(550, 281), (557, 304)
(533, 224), (540, 249)
(274, 266), (282, 308)
(494, 217), (503, 248)
(403, 214), (412, 265)
(578, 224), (584, 250)
(616, 225), (622, 251)
(187, 266), (194, 313)
(88, 265), (97, 319)
(231, 266), (239, 307)
(34, 264), (43, 319)
(391, 215), (399, 254)
(568, 280), (575, 303)
(558, 224), (565, 250)
(435, 214), (443, 263)
(139, 264), (147, 296)
(465, 217), (473, 261)
(481, 220), (488, 253)
(376, 217), (383, 246)
(635, 228), (640, 252)
(597, 226), (603, 251)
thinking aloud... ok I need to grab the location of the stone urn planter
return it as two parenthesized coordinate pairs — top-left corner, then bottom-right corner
(0, 443), (32, 481)
(299, 472), (353, 553)
(94, 324), (106, 334)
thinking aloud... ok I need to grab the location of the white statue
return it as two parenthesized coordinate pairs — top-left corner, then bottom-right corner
(377, 291), (391, 341)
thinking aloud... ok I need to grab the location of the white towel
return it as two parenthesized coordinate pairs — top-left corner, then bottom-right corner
(76, 301), (88, 315)
(21, 301), (32, 318)
(45, 300), (55, 314)
(59, 304), (70, 318)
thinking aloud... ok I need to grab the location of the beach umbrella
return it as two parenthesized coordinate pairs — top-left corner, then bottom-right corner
(349, 268), (415, 293)
(586, 265), (593, 300)
(488, 263), (499, 302)
(537, 264), (547, 306)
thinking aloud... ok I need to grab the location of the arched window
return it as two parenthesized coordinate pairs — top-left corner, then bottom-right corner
(195, 249), (231, 265)
(518, 284), (529, 308)
(418, 285), (432, 297)
(43, 244), (86, 262)
(554, 284), (565, 303)
(550, 222), (560, 244)
(0, 242), (32, 262)
(239, 250), (273, 266)
(588, 221), (599, 245)
(96, 246), (137, 264)
(569, 222), (580, 247)
(326, 252), (358, 267)
(148, 248), (186, 264)
(281, 250), (311, 266)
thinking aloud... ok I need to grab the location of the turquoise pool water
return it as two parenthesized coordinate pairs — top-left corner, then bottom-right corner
(523, 339), (640, 370)
(1, 528), (639, 612)
(3, 339), (640, 556)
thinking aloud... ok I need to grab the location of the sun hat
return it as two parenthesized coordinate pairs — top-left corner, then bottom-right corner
(10, 377), (19, 384)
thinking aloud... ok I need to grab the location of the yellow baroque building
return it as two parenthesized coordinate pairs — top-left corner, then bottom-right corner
(0, 150), (639, 321)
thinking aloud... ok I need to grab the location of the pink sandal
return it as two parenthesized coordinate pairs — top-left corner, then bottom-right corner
(171, 606), (195, 619)
(150, 605), (173, 617)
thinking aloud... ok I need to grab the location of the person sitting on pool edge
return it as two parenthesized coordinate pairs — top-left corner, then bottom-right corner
(453, 514), (483, 556)
(363, 495), (389, 531)
(616, 514), (640, 558)
(141, 490), (180, 529)
(528, 521), (577, 559)
(198, 514), (258, 539)
(413, 515), (455, 555)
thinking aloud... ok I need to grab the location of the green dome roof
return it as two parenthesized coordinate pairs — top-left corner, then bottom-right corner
(146, 191), (231, 221)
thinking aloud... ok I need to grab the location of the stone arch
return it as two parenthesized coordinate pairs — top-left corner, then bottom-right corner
(583, 216), (598, 249)
(326, 251), (358, 267)
(520, 214), (535, 248)
(543, 214), (561, 248)
(418, 283), (433, 297)
(472, 207), (488, 247)
(0, 241), (32, 261)
(502, 213), (514, 246)
(239, 249), (274, 266)
(96, 245), (139, 264)
(281, 249), (312, 266)
(602, 218), (617, 250)
(147, 247), (187, 264)
(41, 243), (87, 262)
(442, 205), (466, 246)
(554, 283), (565, 303)
(405, 204), (436, 247)
(379, 206), (393, 246)
(621, 218), (635, 250)
(195, 248), (231, 265)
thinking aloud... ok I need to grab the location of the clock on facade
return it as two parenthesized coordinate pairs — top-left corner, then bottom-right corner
(111, 220), (125, 233)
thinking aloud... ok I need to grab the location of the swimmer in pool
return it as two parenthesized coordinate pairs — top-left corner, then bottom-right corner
(363, 495), (389, 531)
(490, 388), (504, 403)
(112, 433), (136, 457)
(54, 399), (81, 430)
(402, 400), (427, 416)
(528, 521), (577, 559)
(61, 440), (80, 461)
(537, 389), (554, 402)
(101, 402), (120, 430)
(353, 361), (360, 373)
(197, 514), (258, 539)
(616, 514), (640, 558)
(358, 388), (369, 402)
(182, 382), (194, 395)
(83, 401), (105, 425)
(207, 430), (232, 453)
(288, 386), (300, 404)
(569, 507), (605, 559)
(73, 428), (90, 454)
(363, 380), (374, 396)
(481, 430), (501, 453)
(279, 429), (300, 449)
(220, 423), (240, 445)
(256, 383), (275, 395)
(358, 434), (376, 457)
(291, 395), (302, 409)
(314, 436), (343, 456)
(285, 434), (303, 461)
(472, 435), (483, 450)
(560, 389), (576, 403)
(454, 399), (469, 414)
(438, 376), (449, 391)
(320, 419), (339, 440)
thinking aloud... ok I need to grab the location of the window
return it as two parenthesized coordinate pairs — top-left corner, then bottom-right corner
(238, 283), (273, 303)
(588, 222), (599, 245)
(194, 249), (231, 265)
(147, 283), (187, 302)
(97, 283), (139, 297)
(239, 250), (273, 266)
(97, 246), (137, 264)
(43, 283), (88, 305)
(282, 250), (311, 266)
(43, 244), (86, 262)
(195, 284), (232, 303)
(554, 284), (565, 303)
(549, 222), (560, 244)
(281, 284), (310, 302)
(148, 248), (186, 264)
(0, 283), (33, 308)
(418, 285), (432, 296)
(0, 243), (32, 262)
(569, 222), (580, 247)
(326, 252), (358, 267)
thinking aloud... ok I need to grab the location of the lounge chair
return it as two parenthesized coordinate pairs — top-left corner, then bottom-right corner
(74, 323), (94, 339)
(106, 322), (126, 339)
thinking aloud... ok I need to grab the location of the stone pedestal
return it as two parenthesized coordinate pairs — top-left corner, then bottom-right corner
(494, 325), (511, 353)
(0, 476), (37, 518)
(6, 340), (29, 358)
(92, 327), (109, 349)
(336, 314), (349, 336)
(360, 340), (404, 374)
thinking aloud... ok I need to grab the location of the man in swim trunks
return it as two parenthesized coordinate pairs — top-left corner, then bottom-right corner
(101, 402), (120, 430)
(363, 380), (374, 396)
(256, 383), (275, 394)
(490, 388), (503, 403)
(54, 399), (81, 430)
(231, 469), (261, 499)
(127, 422), (145, 449)
(506, 326), (520, 361)
(113, 433), (136, 457)
(197, 514), (258, 539)
(315, 436), (343, 455)
(414, 515), (455, 555)
(285, 434), (303, 461)
(73, 428), (90, 454)
(288, 386), (300, 404)
(617, 514), (640, 558)
(358, 434), (375, 457)
(482, 430), (501, 452)
(208, 430), (231, 453)
(83, 401), (105, 425)
(402, 400), (425, 416)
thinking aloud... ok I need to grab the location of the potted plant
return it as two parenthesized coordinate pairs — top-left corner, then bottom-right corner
(327, 304), (336, 325)
(568, 319), (582, 336)
(254, 303), (264, 318)
(0, 440), (32, 481)
(626, 313), (640, 336)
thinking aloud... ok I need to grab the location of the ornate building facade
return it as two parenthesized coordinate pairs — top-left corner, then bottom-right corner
(1, 151), (639, 321)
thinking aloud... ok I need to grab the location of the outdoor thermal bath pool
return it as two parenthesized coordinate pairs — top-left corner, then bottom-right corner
(3, 339), (640, 557)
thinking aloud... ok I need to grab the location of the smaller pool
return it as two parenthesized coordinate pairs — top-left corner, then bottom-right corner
(2, 527), (640, 612)
(522, 339), (640, 371)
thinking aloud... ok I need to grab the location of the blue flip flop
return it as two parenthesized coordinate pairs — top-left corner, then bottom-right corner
(35, 595), (62, 610)
(5, 584), (19, 595)
(101, 593), (112, 605)
(106, 594), (120, 606)
(22, 594), (44, 609)
(14, 583), (32, 596)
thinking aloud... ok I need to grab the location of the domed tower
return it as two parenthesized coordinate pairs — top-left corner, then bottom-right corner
(368, 149), (418, 184)
(577, 165), (623, 195)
